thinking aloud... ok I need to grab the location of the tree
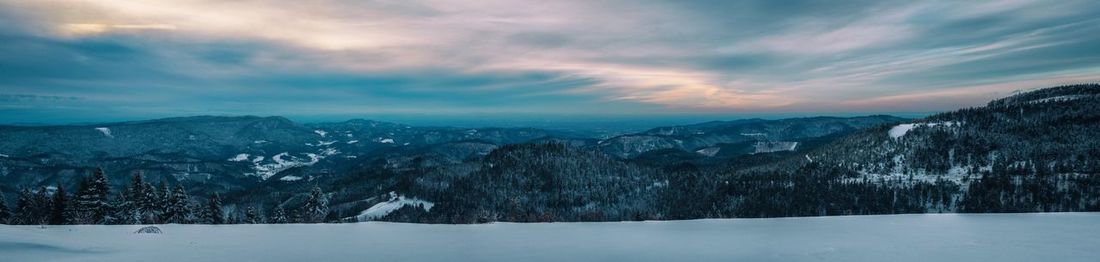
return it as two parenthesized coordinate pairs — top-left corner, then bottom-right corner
(126, 173), (161, 224)
(138, 181), (160, 224)
(163, 185), (194, 224)
(0, 189), (10, 224)
(159, 182), (171, 222)
(204, 193), (224, 224)
(244, 206), (260, 224)
(49, 184), (68, 225)
(269, 206), (289, 224)
(301, 186), (329, 223)
(112, 186), (138, 225)
(32, 187), (52, 225)
(73, 169), (113, 224)
(12, 188), (34, 225)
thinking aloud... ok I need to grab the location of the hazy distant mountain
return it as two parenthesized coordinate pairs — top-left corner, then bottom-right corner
(596, 115), (907, 159)
(0, 116), (587, 196)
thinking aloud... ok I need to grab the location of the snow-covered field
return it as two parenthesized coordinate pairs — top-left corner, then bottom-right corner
(1, 213), (1098, 262)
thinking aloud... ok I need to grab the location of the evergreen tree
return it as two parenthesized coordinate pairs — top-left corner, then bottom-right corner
(48, 184), (68, 225)
(112, 186), (138, 225)
(0, 189), (10, 224)
(12, 188), (34, 225)
(73, 169), (113, 224)
(138, 181), (160, 224)
(301, 186), (329, 223)
(126, 173), (161, 224)
(204, 193), (225, 224)
(122, 174), (143, 223)
(159, 182), (171, 222)
(245, 206), (260, 224)
(32, 187), (52, 225)
(269, 206), (289, 224)
(163, 185), (194, 224)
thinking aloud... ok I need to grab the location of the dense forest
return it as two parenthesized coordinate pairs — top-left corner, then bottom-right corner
(0, 169), (329, 225)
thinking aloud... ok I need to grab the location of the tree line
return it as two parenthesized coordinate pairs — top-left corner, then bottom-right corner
(0, 169), (330, 225)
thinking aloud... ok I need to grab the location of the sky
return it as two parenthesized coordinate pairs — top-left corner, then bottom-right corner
(1, 0), (1099, 124)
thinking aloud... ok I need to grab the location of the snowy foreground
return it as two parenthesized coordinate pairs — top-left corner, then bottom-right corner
(2, 213), (1098, 262)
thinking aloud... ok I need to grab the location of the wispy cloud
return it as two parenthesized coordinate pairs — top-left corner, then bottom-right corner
(1, 0), (1099, 121)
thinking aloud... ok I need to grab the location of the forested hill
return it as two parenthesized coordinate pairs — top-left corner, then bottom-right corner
(2, 85), (1098, 225)
(383, 84), (1100, 222)
(714, 84), (1100, 217)
(805, 83), (1100, 177)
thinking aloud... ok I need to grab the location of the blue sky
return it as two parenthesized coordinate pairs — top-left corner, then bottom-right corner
(1, 0), (1099, 124)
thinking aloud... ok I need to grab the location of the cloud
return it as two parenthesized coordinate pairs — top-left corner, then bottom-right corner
(60, 23), (177, 37)
(0, 0), (1099, 122)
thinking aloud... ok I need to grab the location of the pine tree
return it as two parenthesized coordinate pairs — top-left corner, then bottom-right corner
(48, 184), (68, 225)
(269, 206), (289, 224)
(73, 169), (113, 224)
(32, 187), (52, 225)
(126, 173), (162, 224)
(138, 181), (160, 224)
(0, 189), (10, 224)
(112, 186), (138, 225)
(301, 186), (329, 223)
(204, 193), (224, 224)
(159, 182), (171, 222)
(163, 185), (194, 224)
(245, 206), (260, 224)
(12, 188), (34, 225)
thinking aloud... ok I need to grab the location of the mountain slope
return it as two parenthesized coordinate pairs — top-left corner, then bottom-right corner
(361, 85), (1100, 222)
(804, 84), (1100, 180)
(598, 115), (906, 159)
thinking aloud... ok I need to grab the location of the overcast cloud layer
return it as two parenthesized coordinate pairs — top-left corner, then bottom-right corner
(2, 0), (1099, 123)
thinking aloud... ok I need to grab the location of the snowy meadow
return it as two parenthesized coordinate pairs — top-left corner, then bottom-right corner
(2, 213), (1098, 262)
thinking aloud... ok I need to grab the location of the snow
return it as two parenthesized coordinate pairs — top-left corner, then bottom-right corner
(346, 140), (359, 144)
(888, 121), (960, 139)
(314, 130), (327, 137)
(227, 154), (250, 162)
(247, 152), (321, 180)
(2, 213), (1098, 262)
(379, 138), (395, 144)
(94, 127), (112, 138)
(355, 192), (434, 221)
(888, 124), (916, 138)
(1027, 94), (1089, 104)
(279, 175), (302, 182)
(319, 148), (339, 156)
(0, 153), (7, 158)
(695, 147), (720, 157)
(753, 141), (798, 154)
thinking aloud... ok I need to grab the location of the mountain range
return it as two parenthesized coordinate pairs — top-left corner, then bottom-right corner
(2, 84), (1098, 223)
